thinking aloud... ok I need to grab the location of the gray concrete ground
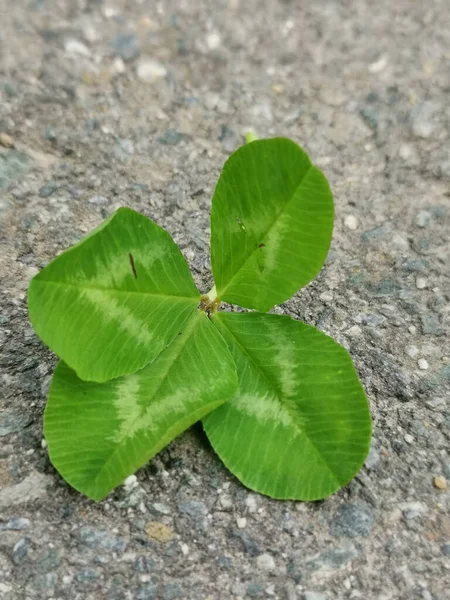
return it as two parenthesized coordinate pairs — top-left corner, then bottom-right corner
(0, 1), (449, 599)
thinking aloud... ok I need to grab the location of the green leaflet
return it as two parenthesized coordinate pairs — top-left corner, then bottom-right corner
(210, 138), (334, 312)
(203, 312), (371, 501)
(28, 207), (200, 382)
(45, 310), (237, 501)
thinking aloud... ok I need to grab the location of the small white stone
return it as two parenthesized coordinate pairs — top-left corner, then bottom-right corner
(245, 494), (258, 513)
(136, 58), (167, 83)
(103, 4), (120, 18)
(404, 434), (414, 444)
(399, 501), (428, 515)
(206, 31), (221, 50)
(319, 291), (333, 303)
(65, 39), (91, 57)
(344, 215), (358, 230)
(112, 57), (126, 74)
(405, 345), (419, 359)
(122, 551), (137, 563)
(123, 474), (138, 489)
(409, 325), (417, 334)
(236, 517), (247, 529)
(369, 55), (388, 73)
(399, 143), (419, 165)
(152, 502), (171, 515)
(416, 277), (427, 289)
(180, 543), (189, 556)
(219, 494), (233, 509)
(391, 233), (409, 251)
(418, 358), (429, 370)
(256, 553), (276, 572)
(41, 439), (48, 449)
(346, 325), (362, 338)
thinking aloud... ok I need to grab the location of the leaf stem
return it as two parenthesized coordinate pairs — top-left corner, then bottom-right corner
(244, 130), (258, 144)
(206, 284), (217, 301)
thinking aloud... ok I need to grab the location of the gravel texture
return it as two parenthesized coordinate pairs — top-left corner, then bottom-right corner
(0, 1), (449, 599)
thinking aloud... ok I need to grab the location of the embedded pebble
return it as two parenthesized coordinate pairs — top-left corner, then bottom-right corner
(246, 582), (264, 597)
(416, 277), (428, 289)
(206, 32), (221, 50)
(418, 358), (429, 370)
(304, 593), (327, 600)
(65, 39), (91, 57)
(365, 444), (380, 470)
(405, 345), (419, 359)
(404, 434), (414, 444)
(12, 536), (31, 564)
(136, 583), (158, 599)
(415, 210), (431, 228)
(39, 181), (59, 198)
(0, 132), (14, 148)
(88, 195), (108, 205)
(236, 517), (247, 529)
(0, 517), (30, 531)
(232, 530), (259, 555)
(123, 474), (138, 490)
(306, 544), (359, 570)
(219, 494), (233, 509)
(245, 494), (258, 513)
(178, 500), (207, 517)
(151, 502), (171, 515)
(433, 476), (447, 490)
(0, 471), (51, 508)
(344, 215), (358, 230)
(256, 553), (276, 572)
(78, 526), (128, 552)
(145, 521), (174, 543)
(0, 412), (32, 437)
(399, 143), (419, 165)
(158, 130), (185, 146)
(136, 58), (167, 83)
(369, 55), (388, 73)
(330, 503), (375, 538)
(400, 502), (427, 519)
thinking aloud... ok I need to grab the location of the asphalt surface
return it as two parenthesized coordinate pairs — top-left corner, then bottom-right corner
(0, 1), (449, 599)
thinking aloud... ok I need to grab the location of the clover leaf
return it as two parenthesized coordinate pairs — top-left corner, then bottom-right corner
(28, 207), (200, 382)
(210, 138), (334, 311)
(28, 137), (371, 501)
(46, 311), (237, 500)
(203, 312), (371, 501)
